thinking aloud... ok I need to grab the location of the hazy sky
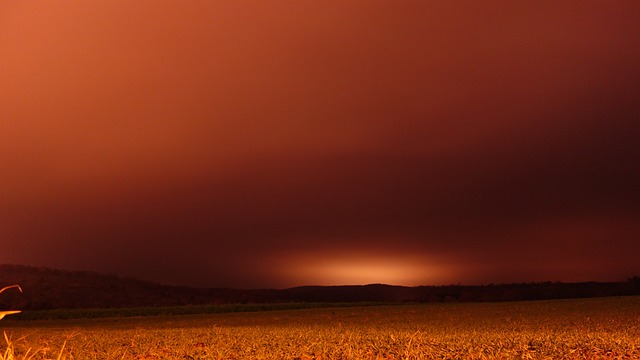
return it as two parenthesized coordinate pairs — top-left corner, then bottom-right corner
(1, 1), (639, 288)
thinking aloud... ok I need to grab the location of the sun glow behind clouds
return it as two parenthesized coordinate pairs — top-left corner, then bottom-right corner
(275, 250), (456, 287)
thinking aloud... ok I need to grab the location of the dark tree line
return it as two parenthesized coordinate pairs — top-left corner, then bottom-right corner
(1, 264), (639, 310)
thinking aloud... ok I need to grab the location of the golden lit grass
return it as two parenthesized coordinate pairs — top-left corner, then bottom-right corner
(1, 332), (66, 360)
(0, 286), (22, 322)
(3, 296), (640, 359)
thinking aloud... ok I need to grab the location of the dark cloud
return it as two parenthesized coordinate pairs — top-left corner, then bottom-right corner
(1, 1), (639, 287)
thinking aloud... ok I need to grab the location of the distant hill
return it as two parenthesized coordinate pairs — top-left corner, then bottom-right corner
(0, 264), (260, 310)
(1, 264), (639, 311)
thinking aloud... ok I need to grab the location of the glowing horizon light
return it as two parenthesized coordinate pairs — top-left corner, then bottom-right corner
(274, 251), (457, 287)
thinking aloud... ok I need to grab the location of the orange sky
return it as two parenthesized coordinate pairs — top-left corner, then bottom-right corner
(1, 1), (639, 288)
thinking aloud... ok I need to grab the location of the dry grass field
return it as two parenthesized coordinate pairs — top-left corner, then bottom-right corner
(2, 296), (639, 359)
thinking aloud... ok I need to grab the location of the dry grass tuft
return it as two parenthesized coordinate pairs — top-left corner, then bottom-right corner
(0, 285), (23, 360)
(0, 285), (66, 359)
(0, 285), (22, 321)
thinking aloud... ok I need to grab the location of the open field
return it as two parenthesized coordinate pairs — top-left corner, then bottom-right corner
(2, 296), (640, 359)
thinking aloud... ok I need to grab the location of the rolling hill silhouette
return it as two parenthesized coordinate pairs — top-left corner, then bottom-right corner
(1, 264), (638, 311)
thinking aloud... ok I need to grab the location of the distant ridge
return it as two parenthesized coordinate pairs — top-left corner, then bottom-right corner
(0, 264), (639, 311)
(0, 264), (254, 310)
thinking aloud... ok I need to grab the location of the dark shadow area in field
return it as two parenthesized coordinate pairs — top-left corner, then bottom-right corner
(1, 265), (640, 321)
